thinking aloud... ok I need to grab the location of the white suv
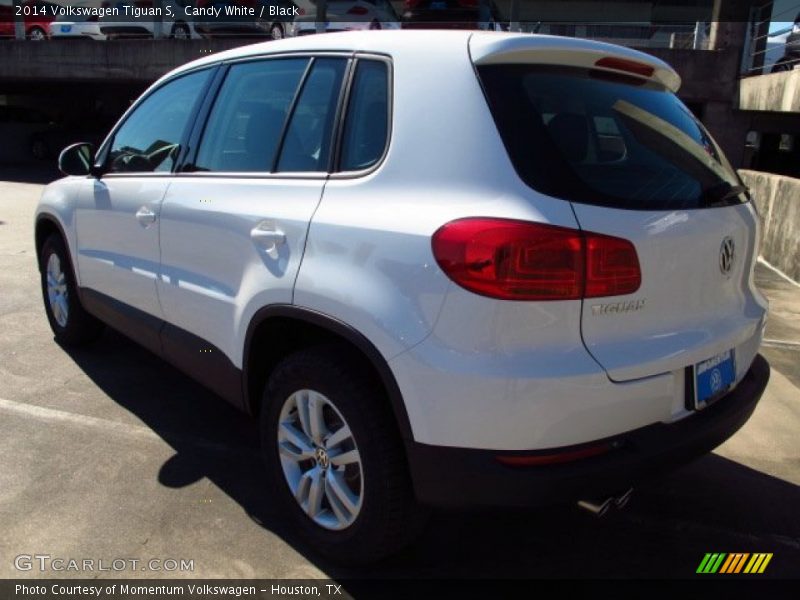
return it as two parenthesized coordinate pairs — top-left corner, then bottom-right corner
(36, 31), (770, 563)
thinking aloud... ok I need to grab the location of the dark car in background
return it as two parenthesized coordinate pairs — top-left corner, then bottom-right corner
(401, 0), (504, 30)
(0, 105), (108, 163)
(193, 0), (299, 39)
(771, 13), (800, 72)
(0, 106), (56, 162)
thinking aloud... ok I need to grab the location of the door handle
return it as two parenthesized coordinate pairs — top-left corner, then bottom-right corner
(251, 221), (286, 259)
(135, 206), (157, 227)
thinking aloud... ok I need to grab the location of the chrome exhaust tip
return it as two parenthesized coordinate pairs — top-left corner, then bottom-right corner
(577, 497), (613, 517)
(577, 488), (633, 517)
(613, 487), (634, 510)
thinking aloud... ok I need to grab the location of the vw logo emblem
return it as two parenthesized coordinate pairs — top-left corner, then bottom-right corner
(719, 237), (735, 276)
(315, 447), (330, 470)
(709, 368), (723, 393)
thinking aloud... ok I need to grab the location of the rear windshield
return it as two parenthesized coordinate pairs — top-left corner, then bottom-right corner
(477, 65), (748, 211)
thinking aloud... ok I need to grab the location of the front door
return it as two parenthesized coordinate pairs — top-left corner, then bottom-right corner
(75, 68), (213, 323)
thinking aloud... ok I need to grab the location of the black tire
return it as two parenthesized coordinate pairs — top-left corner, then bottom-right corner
(27, 26), (47, 41)
(269, 23), (283, 40)
(39, 234), (104, 346)
(170, 22), (191, 40)
(31, 136), (50, 161)
(771, 56), (792, 73)
(261, 345), (428, 564)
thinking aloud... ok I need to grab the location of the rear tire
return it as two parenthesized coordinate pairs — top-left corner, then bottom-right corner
(269, 23), (283, 40)
(260, 345), (427, 564)
(39, 234), (104, 346)
(27, 26), (46, 41)
(31, 136), (50, 160)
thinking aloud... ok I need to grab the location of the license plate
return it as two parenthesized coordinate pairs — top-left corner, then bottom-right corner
(693, 349), (736, 409)
(61, 25), (72, 33)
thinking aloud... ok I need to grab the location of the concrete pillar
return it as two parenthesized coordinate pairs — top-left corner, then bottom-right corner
(316, 0), (327, 34)
(153, 0), (163, 39)
(13, 0), (24, 40)
(708, 0), (750, 51)
(508, 0), (520, 32)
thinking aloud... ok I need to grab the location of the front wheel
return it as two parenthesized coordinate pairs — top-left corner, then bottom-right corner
(269, 23), (283, 40)
(39, 234), (104, 346)
(261, 346), (427, 564)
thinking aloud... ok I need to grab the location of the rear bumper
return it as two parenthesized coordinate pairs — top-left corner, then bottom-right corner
(407, 354), (769, 508)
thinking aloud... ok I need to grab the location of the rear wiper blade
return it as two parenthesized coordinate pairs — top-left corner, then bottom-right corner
(703, 182), (749, 206)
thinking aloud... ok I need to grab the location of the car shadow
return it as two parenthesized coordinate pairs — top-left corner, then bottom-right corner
(60, 329), (800, 582)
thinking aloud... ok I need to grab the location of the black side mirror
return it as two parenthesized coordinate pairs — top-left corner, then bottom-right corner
(58, 143), (96, 177)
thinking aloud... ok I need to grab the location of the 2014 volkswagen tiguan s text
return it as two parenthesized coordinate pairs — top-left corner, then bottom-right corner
(35, 31), (770, 563)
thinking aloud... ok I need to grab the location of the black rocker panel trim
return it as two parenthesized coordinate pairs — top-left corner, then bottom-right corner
(78, 288), (243, 408)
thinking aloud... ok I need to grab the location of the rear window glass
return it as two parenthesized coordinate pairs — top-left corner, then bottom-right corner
(478, 65), (747, 210)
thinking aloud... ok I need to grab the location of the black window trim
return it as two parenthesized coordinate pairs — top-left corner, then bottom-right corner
(91, 50), (393, 181)
(94, 64), (220, 179)
(177, 51), (356, 180)
(329, 53), (393, 179)
(271, 57), (318, 173)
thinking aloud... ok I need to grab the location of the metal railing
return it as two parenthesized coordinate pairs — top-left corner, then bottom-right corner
(741, 0), (800, 76)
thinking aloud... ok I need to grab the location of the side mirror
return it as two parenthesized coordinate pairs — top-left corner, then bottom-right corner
(58, 143), (97, 177)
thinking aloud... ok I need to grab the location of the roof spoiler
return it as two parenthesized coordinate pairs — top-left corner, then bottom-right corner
(470, 33), (681, 92)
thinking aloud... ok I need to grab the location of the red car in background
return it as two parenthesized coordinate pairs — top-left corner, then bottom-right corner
(0, 0), (57, 40)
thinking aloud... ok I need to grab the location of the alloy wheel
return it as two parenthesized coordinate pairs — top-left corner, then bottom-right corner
(277, 389), (364, 530)
(46, 253), (69, 327)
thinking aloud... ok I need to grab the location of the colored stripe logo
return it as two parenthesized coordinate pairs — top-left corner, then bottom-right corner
(697, 553), (773, 574)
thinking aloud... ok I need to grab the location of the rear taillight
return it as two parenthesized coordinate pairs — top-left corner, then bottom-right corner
(584, 233), (641, 297)
(347, 6), (369, 15)
(431, 218), (640, 301)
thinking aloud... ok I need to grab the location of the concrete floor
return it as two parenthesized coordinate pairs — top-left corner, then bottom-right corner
(1, 178), (798, 581)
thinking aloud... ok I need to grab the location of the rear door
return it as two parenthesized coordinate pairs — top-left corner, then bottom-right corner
(476, 59), (767, 384)
(157, 55), (349, 372)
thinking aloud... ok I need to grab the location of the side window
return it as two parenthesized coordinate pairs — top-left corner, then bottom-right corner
(194, 58), (308, 173)
(339, 60), (389, 172)
(108, 69), (210, 174)
(277, 58), (347, 173)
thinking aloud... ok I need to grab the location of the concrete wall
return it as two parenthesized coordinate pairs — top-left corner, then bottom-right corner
(739, 169), (800, 283)
(739, 69), (800, 113)
(644, 47), (748, 166)
(0, 40), (244, 84)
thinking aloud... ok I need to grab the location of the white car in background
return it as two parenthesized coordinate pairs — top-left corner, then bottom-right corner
(99, 0), (197, 39)
(289, 0), (401, 36)
(48, 2), (106, 40)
